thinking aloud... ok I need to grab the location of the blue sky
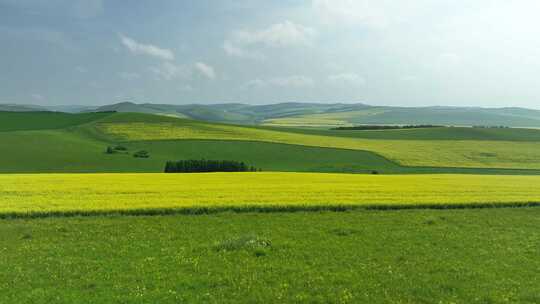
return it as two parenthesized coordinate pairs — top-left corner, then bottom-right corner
(1, 0), (540, 108)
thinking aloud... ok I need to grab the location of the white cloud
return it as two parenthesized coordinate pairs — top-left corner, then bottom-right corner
(438, 53), (461, 66)
(242, 75), (315, 89)
(149, 62), (215, 81)
(327, 73), (366, 86)
(149, 62), (189, 81)
(177, 85), (194, 92)
(313, 0), (390, 28)
(224, 21), (316, 58)
(241, 79), (267, 89)
(120, 34), (175, 61)
(194, 62), (216, 80)
(31, 93), (44, 101)
(118, 72), (141, 80)
(269, 75), (314, 87)
(223, 41), (264, 59)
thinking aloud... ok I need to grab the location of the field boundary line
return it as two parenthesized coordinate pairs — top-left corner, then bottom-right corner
(1, 201), (539, 220)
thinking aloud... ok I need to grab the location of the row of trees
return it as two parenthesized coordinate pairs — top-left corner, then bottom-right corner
(332, 125), (442, 131)
(164, 160), (260, 173)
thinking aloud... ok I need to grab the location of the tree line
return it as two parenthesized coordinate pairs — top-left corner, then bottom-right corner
(164, 160), (260, 173)
(332, 125), (442, 131)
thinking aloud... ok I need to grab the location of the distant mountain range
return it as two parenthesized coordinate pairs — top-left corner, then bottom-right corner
(2, 101), (540, 128)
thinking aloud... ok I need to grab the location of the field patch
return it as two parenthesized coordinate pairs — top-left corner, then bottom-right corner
(1, 173), (540, 217)
(93, 117), (540, 169)
(0, 111), (113, 132)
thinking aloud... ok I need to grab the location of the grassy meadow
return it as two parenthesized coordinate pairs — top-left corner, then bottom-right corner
(1, 172), (539, 217)
(91, 113), (540, 169)
(0, 111), (113, 132)
(2, 208), (539, 303)
(1, 110), (540, 303)
(2, 111), (540, 173)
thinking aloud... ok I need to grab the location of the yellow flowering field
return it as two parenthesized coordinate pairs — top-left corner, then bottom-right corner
(1, 173), (539, 216)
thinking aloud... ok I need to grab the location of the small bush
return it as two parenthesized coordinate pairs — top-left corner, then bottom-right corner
(329, 228), (361, 237)
(114, 145), (128, 151)
(213, 235), (271, 252)
(164, 160), (260, 173)
(133, 150), (150, 158)
(105, 146), (115, 154)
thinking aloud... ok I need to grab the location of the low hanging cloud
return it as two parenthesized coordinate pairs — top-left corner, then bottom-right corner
(149, 62), (189, 81)
(224, 21), (316, 58)
(194, 62), (216, 80)
(243, 75), (315, 89)
(149, 62), (216, 81)
(118, 72), (141, 80)
(120, 34), (175, 61)
(327, 73), (366, 86)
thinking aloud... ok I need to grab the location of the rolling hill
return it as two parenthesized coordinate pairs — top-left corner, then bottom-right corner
(5, 101), (540, 127)
(91, 102), (540, 127)
(86, 112), (540, 170)
(1, 111), (540, 173)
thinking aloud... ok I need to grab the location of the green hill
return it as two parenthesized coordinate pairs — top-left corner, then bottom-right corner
(2, 111), (540, 174)
(89, 102), (540, 127)
(0, 111), (114, 132)
(85, 112), (540, 170)
(263, 106), (540, 128)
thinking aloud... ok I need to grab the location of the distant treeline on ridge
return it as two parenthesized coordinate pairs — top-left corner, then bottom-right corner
(164, 160), (260, 173)
(332, 125), (442, 131)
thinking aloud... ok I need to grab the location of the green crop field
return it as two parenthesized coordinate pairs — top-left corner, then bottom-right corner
(1, 208), (539, 303)
(1, 173), (539, 217)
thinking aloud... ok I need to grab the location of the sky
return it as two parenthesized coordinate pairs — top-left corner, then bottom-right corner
(1, 0), (540, 109)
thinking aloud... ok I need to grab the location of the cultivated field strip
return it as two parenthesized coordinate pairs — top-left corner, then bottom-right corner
(95, 120), (540, 169)
(1, 173), (539, 218)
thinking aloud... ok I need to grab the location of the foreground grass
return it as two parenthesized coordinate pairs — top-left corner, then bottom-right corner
(1, 173), (540, 217)
(91, 113), (540, 169)
(1, 208), (539, 303)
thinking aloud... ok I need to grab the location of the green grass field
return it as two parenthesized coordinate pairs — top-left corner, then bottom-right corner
(0, 111), (113, 132)
(2, 111), (540, 173)
(2, 208), (539, 303)
(0, 129), (405, 173)
(1, 173), (539, 217)
(2, 111), (540, 303)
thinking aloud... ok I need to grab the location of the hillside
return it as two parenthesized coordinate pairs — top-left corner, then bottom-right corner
(262, 106), (540, 128)
(0, 111), (114, 132)
(2, 111), (540, 173)
(5, 101), (540, 127)
(91, 102), (540, 127)
(84, 112), (540, 170)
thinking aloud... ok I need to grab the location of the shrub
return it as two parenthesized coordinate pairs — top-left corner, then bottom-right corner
(105, 146), (115, 154)
(114, 145), (128, 151)
(332, 125), (442, 131)
(164, 160), (260, 173)
(133, 150), (150, 158)
(213, 235), (271, 252)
